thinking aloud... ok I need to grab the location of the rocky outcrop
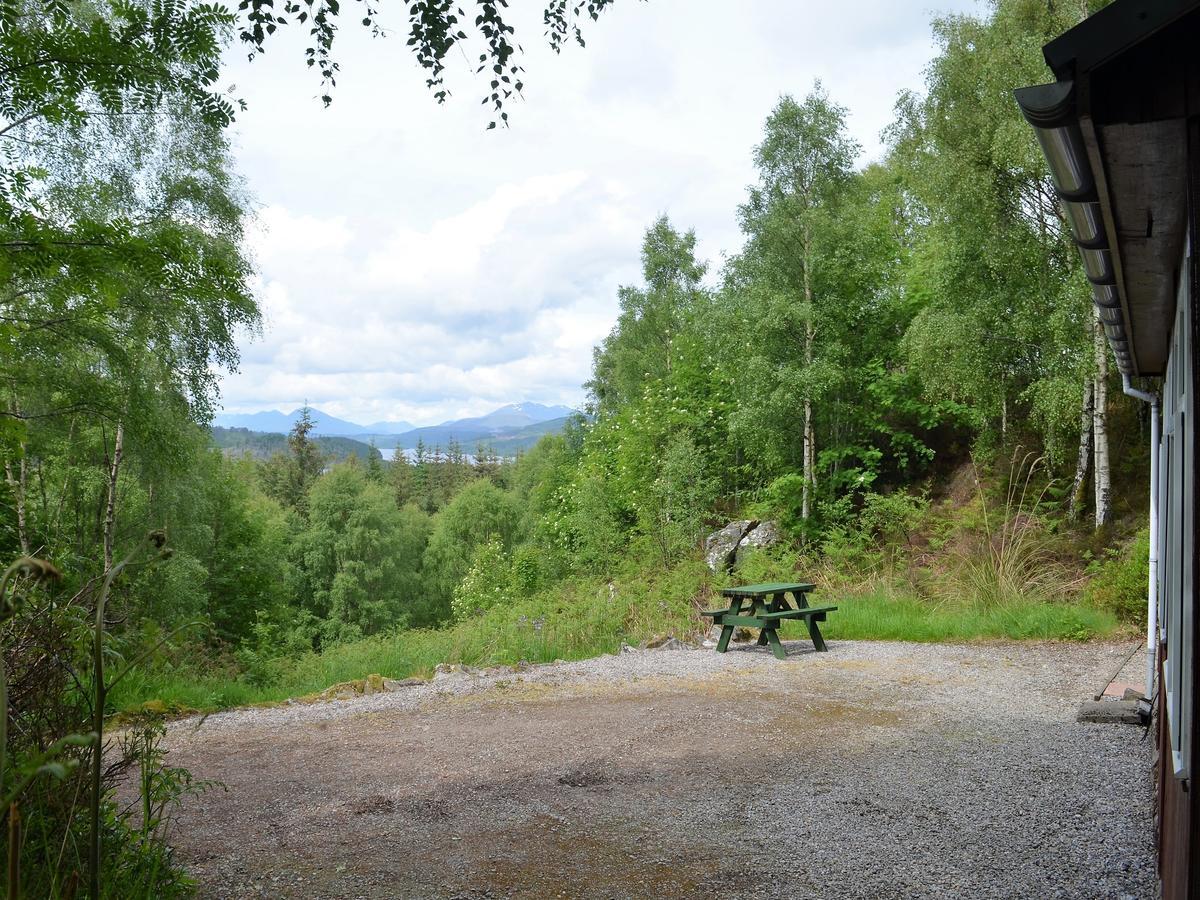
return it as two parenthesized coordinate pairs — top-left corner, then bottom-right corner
(705, 519), (783, 571)
(735, 521), (781, 563)
(704, 520), (756, 572)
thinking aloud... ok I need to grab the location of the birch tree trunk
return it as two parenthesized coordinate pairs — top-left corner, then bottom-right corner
(1067, 380), (1094, 521)
(3, 448), (29, 555)
(800, 231), (816, 521)
(103, 422), (125, 574)
(1092, 309), (1111, 529)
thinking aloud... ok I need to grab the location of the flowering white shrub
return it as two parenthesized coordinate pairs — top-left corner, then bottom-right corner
(450, 539), (513, 621)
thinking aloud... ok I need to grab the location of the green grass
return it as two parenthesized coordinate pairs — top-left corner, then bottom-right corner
(110, 557), (710, 712)
(111, 551), (1125, 715)
(795, 592), (1117, 643)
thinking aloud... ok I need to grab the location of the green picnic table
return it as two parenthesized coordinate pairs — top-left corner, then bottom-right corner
(700, 582), (836, 660)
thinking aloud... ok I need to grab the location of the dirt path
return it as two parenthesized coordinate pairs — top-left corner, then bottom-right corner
(162, 640), (1156, 899)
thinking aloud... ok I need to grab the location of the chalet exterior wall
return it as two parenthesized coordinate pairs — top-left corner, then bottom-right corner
(1158, 215), (1198, 894)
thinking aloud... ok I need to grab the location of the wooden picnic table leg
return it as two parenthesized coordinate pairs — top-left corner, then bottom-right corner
(790, 588), (828, 651)
(716, 622), (734, 653)
(758, 592), (789, 646)
(754, 597), (772, 646)
(805, 615), (828, 652)
(715, 597), (742, 653)
(764, 625), (788, 660)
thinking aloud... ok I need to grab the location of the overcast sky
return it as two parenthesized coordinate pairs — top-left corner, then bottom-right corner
(217, 0), (983, 427)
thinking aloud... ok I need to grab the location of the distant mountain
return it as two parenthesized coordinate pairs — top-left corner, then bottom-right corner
(441, 402), (576, 430)
(213, 408), (413, 437)
(381, 416), (576, 459)
(486, 416), (577, 455)
(382, 412), (579, 452)
(211, 427), (379, 461)
(214, 402), (577, 442)
(212, 410), (580, 461)
(363, 419), (416, 434)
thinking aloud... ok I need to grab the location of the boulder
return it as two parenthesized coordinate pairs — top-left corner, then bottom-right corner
(737, 521), (781, 561)
(705, 520), (757, 572)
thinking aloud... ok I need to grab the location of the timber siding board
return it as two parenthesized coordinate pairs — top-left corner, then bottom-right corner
(1158, 117), (1200, 899)
(1190, 116), (1200, 895)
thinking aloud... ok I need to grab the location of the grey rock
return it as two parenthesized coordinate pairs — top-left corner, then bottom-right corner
(736, 521), (781, 564)
(705, 520), (757, 572)
(644, 636), (689, 651)
(383, 677), (425, 691)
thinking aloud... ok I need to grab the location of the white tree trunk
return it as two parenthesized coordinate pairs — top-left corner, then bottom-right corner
(103, 422), (125, 574)
(3, 447), (28, 555)
(802, 391), (815, 520)
(1092, 310), (1111, 530)
(1067, 380), (1094, 521)
(801, 231), (816, 521)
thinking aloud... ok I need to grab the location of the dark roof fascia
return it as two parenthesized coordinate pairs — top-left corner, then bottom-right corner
(1044, 0), (1200, 80)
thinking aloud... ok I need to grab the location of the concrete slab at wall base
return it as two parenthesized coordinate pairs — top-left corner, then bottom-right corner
(1077, 700), (1144, 724)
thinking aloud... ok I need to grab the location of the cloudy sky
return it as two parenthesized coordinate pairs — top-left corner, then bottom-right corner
(218, 0), (983, 427)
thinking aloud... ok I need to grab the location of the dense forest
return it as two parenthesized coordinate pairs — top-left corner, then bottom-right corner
(0, 0), (1151, 896)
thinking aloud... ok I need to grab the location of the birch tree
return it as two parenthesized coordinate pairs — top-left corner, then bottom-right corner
(1067, 382), (1094, 520)
(737, 87), (858, 520)
(888, 0), (1097, 467)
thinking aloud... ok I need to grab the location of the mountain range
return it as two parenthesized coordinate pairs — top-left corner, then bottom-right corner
(212, 402), (579, 450)
(212, 408), (415, 436)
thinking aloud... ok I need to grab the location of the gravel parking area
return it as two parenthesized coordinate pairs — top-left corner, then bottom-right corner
(163, 640), (1156, 899)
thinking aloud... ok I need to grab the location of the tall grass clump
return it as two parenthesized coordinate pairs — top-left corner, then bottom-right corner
(943, 451), (1072, 609)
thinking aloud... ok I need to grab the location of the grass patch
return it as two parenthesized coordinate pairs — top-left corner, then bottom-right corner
(788, 591), (1118, 643)
(110, 558), (710, 712)
(111, 550), (1125, 715)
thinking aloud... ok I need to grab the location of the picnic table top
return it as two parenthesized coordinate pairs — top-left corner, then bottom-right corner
(720, 582), (815, 597)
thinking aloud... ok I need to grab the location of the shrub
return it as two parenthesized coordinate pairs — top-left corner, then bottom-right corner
(762, 474), (808, 537)
(451, 539), (515, 621)
(644, 434), (718, 568)
(1086, 528), (1150, 625)
(422, 480), (522, 622)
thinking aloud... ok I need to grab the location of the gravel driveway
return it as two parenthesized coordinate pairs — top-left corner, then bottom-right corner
(162, 640), (1156, 899)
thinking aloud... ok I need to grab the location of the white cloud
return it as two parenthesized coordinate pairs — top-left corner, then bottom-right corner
(217, 0), (984, 425)
(363, 171), (588, 298)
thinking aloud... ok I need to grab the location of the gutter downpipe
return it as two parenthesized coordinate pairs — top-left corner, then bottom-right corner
(1122, 373), (1160, 702)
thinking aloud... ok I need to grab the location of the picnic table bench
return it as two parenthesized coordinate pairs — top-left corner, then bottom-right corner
(700, 582), (836, 660)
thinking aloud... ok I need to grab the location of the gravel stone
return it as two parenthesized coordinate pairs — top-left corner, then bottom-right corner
(158, 640), (1157, 899)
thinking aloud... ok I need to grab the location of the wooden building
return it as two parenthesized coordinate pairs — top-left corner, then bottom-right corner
(1015, 1), (1199, 895)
